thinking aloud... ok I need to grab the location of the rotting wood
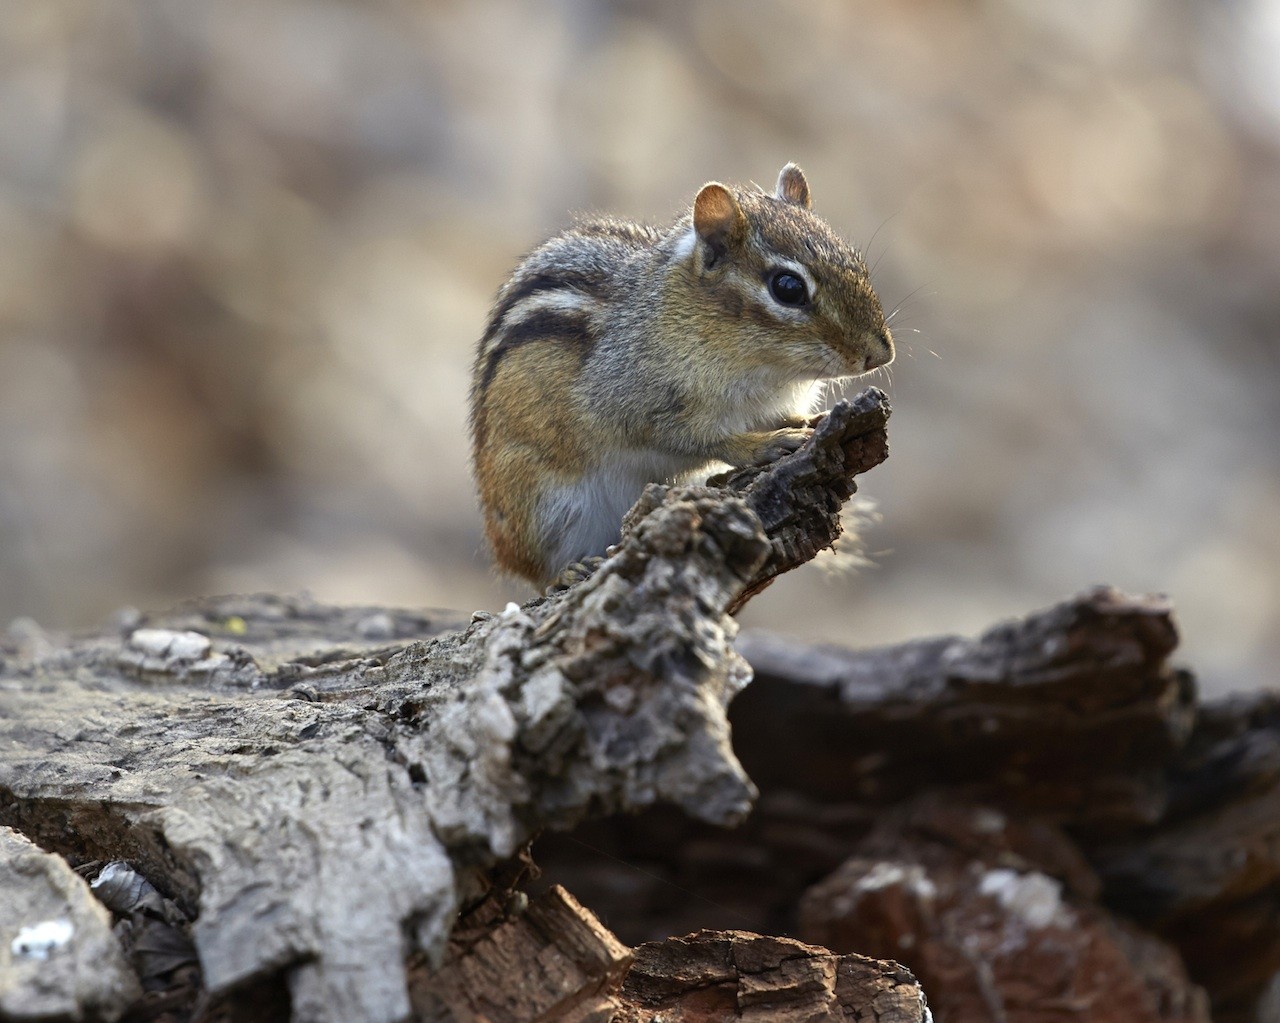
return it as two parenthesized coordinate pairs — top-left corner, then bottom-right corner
(0, 390), (891, 1023)
(409, 885), (931, 1023)
(1091, 692), (1280, 1023)
(409, 885), (632, 1023)
(798, 797), (1212, 1023)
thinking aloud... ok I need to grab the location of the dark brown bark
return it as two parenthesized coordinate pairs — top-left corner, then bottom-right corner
(732, 587), (1193, 832)
(798, 797), (1211, 1023)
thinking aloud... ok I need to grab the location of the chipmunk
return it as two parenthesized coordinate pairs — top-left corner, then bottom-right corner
(469, 163), (893, 587)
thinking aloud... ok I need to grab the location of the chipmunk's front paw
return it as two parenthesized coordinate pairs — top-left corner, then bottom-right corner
(750, 426), (813, 465)
(544, 555), (606, 594)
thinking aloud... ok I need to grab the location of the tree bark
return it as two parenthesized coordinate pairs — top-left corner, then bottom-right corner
(732, 586), (1194, 833)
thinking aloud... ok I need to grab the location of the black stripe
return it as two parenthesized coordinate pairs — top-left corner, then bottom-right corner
(481, 268), (605, 350)
(480, 308), (595, 392)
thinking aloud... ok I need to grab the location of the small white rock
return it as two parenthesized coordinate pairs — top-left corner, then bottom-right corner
(979, 868), (1070, 929)
(855, 861), (937, 900)
(128, 628), (211, 661)
(356, 613), (395, 640)
(11, 918), (74, 959)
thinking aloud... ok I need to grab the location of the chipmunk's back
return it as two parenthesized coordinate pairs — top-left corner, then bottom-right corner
(472, 220), (659, 400)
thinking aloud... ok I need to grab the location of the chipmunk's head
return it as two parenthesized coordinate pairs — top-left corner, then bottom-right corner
(688, 163), (893, 380)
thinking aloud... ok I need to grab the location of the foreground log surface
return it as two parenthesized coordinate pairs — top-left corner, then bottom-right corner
(5, 583), (1276, 1023)
(2, 392), (904, 1023)
(2, 383), (1275, 1022)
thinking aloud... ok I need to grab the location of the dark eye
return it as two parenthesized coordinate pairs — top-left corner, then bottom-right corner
(768, 271), (808, 307)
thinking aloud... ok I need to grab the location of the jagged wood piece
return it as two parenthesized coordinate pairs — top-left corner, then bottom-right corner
(0, 389), (892, 1023)
(615, 930), (929, 1023)
(410, 885), (632, 1023)
(629, 387), (891, 614)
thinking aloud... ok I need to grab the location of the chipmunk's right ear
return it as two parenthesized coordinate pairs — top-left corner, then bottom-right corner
(775, 163), (811, 208)
(694, 183), (746, 267)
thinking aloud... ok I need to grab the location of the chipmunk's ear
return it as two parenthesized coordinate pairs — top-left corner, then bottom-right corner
(775, 163), (811, 208)
(694, 182), (746, 266)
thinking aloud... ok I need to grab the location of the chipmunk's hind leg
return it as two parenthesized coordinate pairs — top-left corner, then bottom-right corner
(473, 342), (588, 585)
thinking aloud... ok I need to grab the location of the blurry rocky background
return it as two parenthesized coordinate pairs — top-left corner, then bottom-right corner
(1, 0), (1277, 695)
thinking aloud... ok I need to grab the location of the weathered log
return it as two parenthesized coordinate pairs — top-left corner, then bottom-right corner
(0, 391), (892, 1023)
(735, 602), (1280, 1021)
(528, 587), (1205, 949)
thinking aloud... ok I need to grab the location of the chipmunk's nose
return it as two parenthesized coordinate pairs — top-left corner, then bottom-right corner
(865, 326), (894, 370)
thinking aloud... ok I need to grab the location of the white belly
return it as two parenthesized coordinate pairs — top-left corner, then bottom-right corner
(538, 449), (708, 573)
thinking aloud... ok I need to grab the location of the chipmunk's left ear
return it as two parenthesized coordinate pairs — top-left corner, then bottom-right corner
(775, 163), (811, 208)
(694, 182), (747, 267)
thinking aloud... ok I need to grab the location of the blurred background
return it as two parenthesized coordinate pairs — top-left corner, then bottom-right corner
(1, 0), (1277, 695)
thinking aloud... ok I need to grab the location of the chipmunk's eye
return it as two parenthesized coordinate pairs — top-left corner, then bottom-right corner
(768, 271), (808, 307)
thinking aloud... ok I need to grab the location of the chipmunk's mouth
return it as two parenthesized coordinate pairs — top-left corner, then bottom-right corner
(824, 325), (893, 377)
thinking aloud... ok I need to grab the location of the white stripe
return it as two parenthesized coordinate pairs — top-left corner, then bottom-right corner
(483, 290), (598, 353)
(671, 226), (697, 263)
(504, 289), (596, 320)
